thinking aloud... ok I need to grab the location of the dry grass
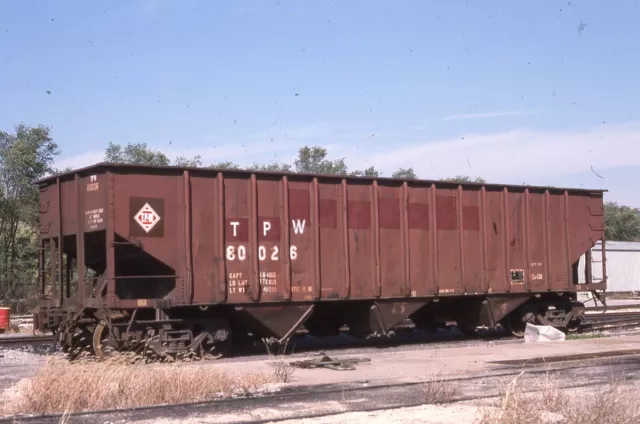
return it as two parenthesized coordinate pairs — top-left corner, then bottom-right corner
(263, 338), (296, 383)
(536, 372), (569, 414)
(272, 359), (296, 383)
(0, 354), (284, 417)
(479, 371), (640, 424)
(479, 372), (546, 424)
(421, 376), (459, 404)
(560, 378), (640, 424)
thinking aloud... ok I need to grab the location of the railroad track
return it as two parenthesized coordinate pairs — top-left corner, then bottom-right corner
(3, 309), (640, 352)
(583, 302), (640, 312)
(583, 311), (640, 321)
(7, 303), (640, 325)
(581, 315), (640, 331)
(8, 303), (640, 323)
(0, 335), (55, 346)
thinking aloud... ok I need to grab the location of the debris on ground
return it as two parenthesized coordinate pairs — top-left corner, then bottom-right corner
(290, 353), (371, 371)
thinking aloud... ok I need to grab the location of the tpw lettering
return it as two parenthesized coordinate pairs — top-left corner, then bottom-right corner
(292, 219), (305, 234)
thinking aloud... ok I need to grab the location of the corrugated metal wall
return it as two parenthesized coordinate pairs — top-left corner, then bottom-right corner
(578, 241), (640, 292)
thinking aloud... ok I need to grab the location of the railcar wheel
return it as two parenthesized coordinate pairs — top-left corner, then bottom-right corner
(56, 321), (72, 354)
(92, 320), (120, 360)
(200, 321), (233, 359)
(505, 310), (535, 338)
(57, 321), (92, 360)
(565, 320), (581, 333)
(203, 334), (232, 359)
(564, 302), (585, 334)
(458, 325), (478, 337)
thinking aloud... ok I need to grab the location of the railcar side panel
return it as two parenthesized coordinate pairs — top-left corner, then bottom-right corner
(379, 183), (405, 298)
(60, 178), (78, 236)
(346, 182), (375, 299)
(288, 181), (316, 302)
(435, 189), (460, 294)
(318, 182), (345, 300)
(256, 177), (288, 302)
(82, 173), (108, 234)
(37, 165), (607, 310)
(484, 189), (507, 293)
(461, 188), (483, 294)
(190, 175), (218, 303)
(548, 193), (569, 290)
(507, 190), (527, 293)
(38, 183), (60, 239)
(223, 176), (254, 303)
(568, 194), (605, 267)
(112, 173), (185, 306)
(527, 192), (547, 292)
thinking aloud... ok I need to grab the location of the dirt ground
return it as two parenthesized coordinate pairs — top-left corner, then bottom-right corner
(121, 380), (640, 424)
(0, 346), (49, 391)
(138, 404), (487, 424)
(2, 332), (640, 423)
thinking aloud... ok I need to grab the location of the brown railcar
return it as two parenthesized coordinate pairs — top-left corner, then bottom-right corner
(33, 163), (607, 358)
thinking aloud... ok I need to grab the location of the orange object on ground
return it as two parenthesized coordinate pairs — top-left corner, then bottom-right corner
(0, 307), (10, 333)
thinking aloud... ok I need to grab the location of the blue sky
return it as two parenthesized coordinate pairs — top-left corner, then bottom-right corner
(1, 0), (639, 205)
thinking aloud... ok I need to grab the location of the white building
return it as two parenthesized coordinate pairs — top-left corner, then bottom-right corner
(577, 241), (640, 293)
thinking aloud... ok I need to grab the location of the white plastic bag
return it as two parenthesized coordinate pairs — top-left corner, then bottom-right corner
(523, 323), (566, 343)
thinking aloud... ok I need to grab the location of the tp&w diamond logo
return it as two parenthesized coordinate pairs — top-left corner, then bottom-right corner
(134, 203), (161, 233)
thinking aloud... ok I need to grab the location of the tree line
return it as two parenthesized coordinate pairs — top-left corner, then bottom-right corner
(1, 124), (639, 306)
(103, 140), (477, 182)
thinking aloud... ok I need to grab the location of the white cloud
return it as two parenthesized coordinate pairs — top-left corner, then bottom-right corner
(355, 122), (640, 184)
(55, 150), (104, 170)
(55, 122), (640, 193)
(442, 110), (536, 121)
(54, 142), (280, 170)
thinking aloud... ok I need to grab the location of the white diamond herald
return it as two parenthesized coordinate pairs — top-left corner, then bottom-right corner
(134, 203), (160, 233)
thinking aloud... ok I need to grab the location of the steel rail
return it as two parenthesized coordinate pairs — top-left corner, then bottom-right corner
(0, 335), (55, 346)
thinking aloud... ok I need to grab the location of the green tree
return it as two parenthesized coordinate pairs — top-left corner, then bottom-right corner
(102, 142), (392, 178)
(208, 161), (242, 170)
(52, 166), (73, 176)
(104, 142), (170, 166)
(392, 167), (418, 179)
(604, 202), (640, 241)
(246, 162), (293, 172)
(104, 142), (204, 168)
(292, 146), (384, 177)
(441, 175), (486, 184)
(293, 146), (349, 175)
(173, 155), (203, 167)
(0, 124), (60, 303)
(350, 166), (380, 177)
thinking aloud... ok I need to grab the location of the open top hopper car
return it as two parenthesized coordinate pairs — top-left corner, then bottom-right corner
(33, 163), (607, 359)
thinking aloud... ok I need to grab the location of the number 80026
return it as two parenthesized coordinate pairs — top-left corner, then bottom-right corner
(225, 245), (298, 261)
